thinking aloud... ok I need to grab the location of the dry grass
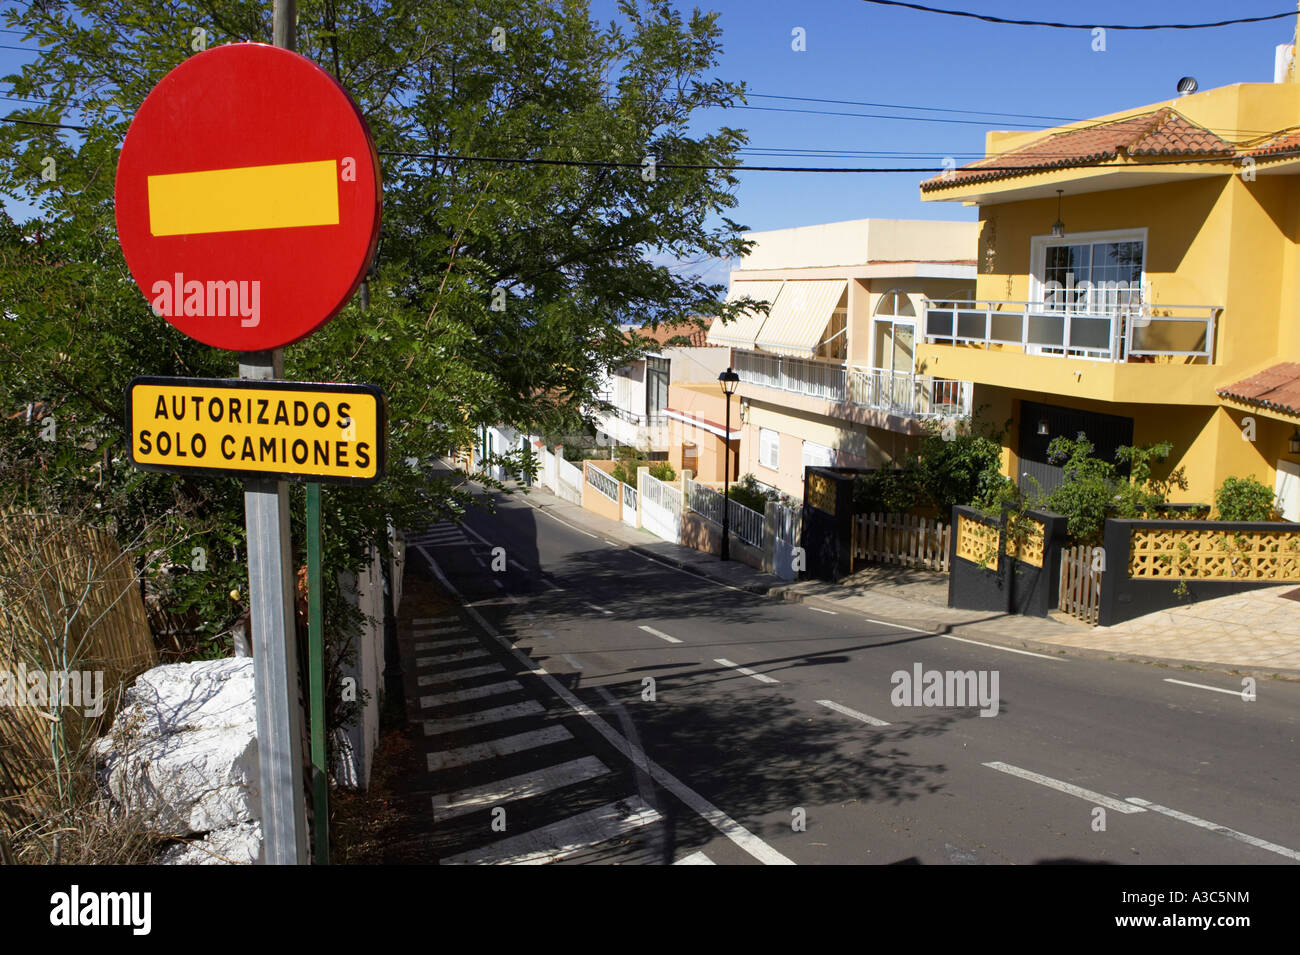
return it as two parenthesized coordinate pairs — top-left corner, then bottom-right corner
(0, 509), (160, 862)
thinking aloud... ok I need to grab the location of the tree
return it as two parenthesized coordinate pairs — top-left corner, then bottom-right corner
(0, 0), (750, 652)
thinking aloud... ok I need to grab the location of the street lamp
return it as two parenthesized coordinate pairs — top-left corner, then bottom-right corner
(718, 367), (740, 561)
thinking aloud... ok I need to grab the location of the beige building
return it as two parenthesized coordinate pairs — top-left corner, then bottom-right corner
(673, 218), (979, 498)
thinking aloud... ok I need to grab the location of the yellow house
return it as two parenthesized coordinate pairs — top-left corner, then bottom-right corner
(919, 81), (1300, 518)
(674, 218), (978, 498)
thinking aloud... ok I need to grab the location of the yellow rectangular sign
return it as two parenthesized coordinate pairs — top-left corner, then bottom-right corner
(127, 377), (385, 484)
(146, 159), (340, 237)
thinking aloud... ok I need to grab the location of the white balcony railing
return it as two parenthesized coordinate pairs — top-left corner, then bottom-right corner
(732, 350), (846, 402)
(922, 299), (1220, 363)
(849, 367), (973, 420)
(732, 348), (971, 420)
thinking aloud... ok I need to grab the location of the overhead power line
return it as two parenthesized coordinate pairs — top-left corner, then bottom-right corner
(378, 147), (1293, 174)
(745, 92), (1082, 123)
(858, 0), (1297, 30)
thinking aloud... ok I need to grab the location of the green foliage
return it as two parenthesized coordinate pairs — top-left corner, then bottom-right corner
(648, 461), (676, 482)
(851, 413), (1007, 517)
(0, 0), (748, 672)
(1033, 436), (1186, 544)
(1214, 475), (1277, 522)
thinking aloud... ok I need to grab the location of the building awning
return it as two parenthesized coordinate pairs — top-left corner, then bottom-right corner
(1217, 362), (1300, 421)
(706, 280), (784, 349)
(753, 279), (847, 358)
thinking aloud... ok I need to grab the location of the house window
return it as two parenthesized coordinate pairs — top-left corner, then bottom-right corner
(1037, 235), (1144, 314)
(646, 356), (669, 420)
(759, 428), (780, 471)
(802, 440), (834, 469)
(873, 290), (916, 376)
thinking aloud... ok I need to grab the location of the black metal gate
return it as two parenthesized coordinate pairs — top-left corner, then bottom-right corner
(1017, 400), (1134, 495)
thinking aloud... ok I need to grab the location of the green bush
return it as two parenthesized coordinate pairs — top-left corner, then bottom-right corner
(649, 461), (676, 483)
(1214, 476), (1277, 522)
(1034, 436), (1186, 544)
(850, 413), (1008, 517)
(726, 474), (772, 513)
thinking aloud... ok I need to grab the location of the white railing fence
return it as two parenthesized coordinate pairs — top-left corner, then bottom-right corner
(685, 479), (765, 548)
(641, 471), (683, 544)
(849, 367), (973, 419)
(732, 349), (846, 402)
(584, 461), (619, 501)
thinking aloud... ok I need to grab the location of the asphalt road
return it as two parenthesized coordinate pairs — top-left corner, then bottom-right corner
(401, 486), (1300, 866)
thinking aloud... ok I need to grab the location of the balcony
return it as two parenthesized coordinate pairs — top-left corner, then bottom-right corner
(732, 349), (846, 402)
(849, 367), (972, 419)
(922, 299), (1220, 363)
(731, 349), (971, 421)
(919, 299), (1226, 405)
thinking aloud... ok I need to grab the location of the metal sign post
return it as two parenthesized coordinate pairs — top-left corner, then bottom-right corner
(240, 348), (308, 864)
(114, 0), (381, 865)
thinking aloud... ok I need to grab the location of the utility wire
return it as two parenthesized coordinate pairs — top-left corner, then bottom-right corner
(858, 0), (1297, 30)
(377, 147), (1293, 174)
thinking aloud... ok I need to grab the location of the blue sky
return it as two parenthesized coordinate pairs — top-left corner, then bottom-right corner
(4, 1), (1297, 260)
(623, 0), (1298, 233)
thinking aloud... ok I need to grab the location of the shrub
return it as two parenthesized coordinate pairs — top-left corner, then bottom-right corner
(1214, 476), (1277, 522)
(648, 461), (676, 482)
(726, 474), (772, 513)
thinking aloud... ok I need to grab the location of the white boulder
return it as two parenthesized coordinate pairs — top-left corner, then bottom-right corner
(95, 658), (260, 836)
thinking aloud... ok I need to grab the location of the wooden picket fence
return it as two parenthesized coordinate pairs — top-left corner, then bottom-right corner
(851, 512), (950, 573)
(1058, 543), (1102, 625)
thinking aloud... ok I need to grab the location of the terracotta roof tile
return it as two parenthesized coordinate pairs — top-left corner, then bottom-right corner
(1217, 362), (1300, 417)
(922, 108), (1235, 192)
(629, 319), (714, 348)
(1245, 129), (1300, 160)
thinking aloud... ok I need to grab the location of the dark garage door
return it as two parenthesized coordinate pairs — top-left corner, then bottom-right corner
(1017, 400), (1134, 495)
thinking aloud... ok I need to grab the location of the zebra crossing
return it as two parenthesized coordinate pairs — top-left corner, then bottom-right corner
(406, 610), (718, 865)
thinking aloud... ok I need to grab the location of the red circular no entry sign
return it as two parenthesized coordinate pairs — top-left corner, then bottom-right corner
(115, 43), (381, 352)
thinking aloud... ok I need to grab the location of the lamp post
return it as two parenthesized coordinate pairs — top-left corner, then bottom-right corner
(718, 367), (740, 561)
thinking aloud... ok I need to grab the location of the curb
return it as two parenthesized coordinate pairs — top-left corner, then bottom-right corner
(504, 482), (1300, 680)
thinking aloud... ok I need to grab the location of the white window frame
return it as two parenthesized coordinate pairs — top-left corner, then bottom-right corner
(802, 440), (834, 469)
(1028, 228), (1147, 360)
(1275, 459), (1300, 522)
(871, 289), (917, 375)
(758, 428), (780, 471)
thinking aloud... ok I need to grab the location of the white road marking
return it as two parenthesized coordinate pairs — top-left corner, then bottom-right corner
(560, 653), (585, 671)
(423, 700), (546, 736)
(427, 725), (575, 773)
(587, 602), (614, 615)
(809, 607), (838, 615)
(417, 650), (491, 668)
(596, 686), (666, 863)
(413, 615), (459, 625)
(983, 761), (1145, 814)
(417, 544), (795, 865)
(1163, 678), (1247, 698)
(416, 664), (506, 687)
(942, 635), (1062, 660)
(532, 506), (600, 540)
(1124, 798), (1300, 861)
(816, 699), (890, 727)
(674, 851), (715, 865)
(412, 624), (463, 636)
(432, 756), (610, 822)
(421, 680), (523, 708)
(639, 625), (682, 644)
(415, 637), (480, 652)
(493, 578), (504, 588)
(440, 798), (661, 866)
(714, 658), (780, 685)
(544, 579), (566, 591)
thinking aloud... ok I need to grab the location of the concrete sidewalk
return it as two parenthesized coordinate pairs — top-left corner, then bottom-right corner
(503, 481), (1300, 678)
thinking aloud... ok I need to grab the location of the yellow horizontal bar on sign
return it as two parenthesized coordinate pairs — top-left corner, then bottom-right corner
(129, 381), (381, 482)
(147, 159), (339, 237)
